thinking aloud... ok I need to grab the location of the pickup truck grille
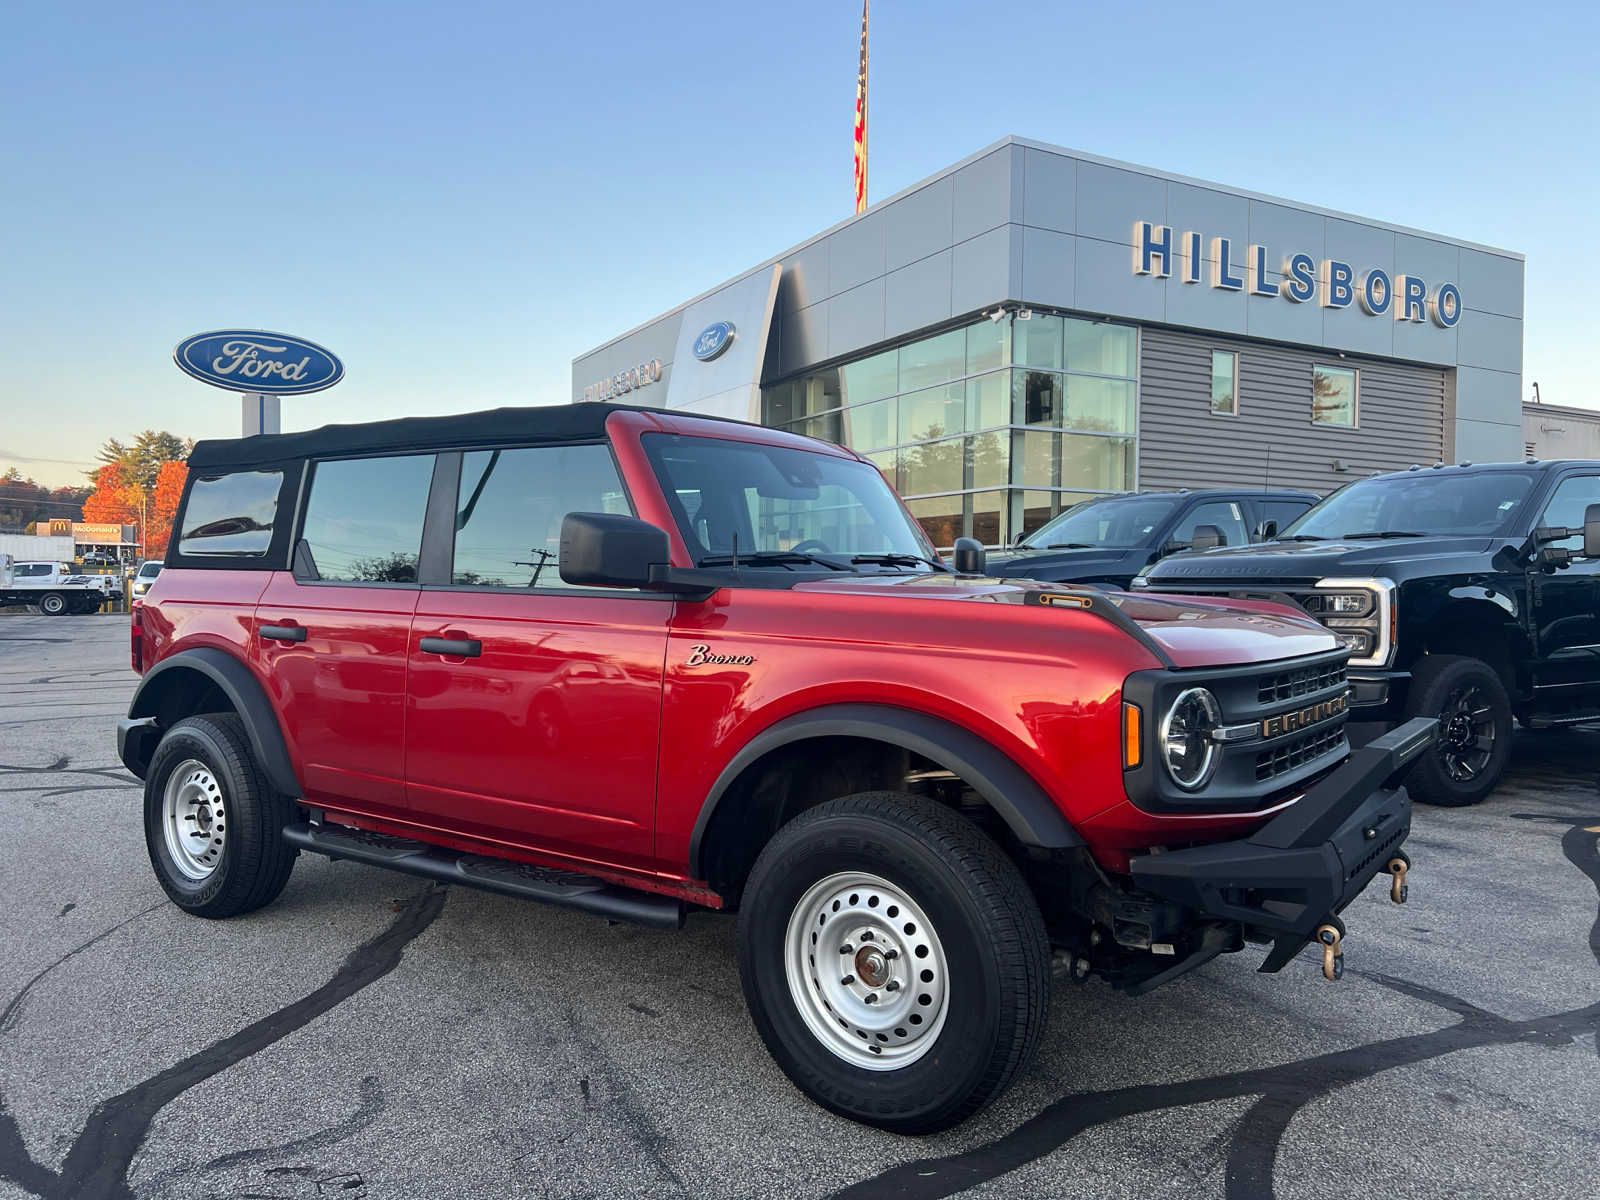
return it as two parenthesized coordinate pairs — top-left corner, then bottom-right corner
(1255, 723), (1347, 782)
(1257, 661), (1347, 705)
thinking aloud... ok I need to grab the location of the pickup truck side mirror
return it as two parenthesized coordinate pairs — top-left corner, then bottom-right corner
(952, 536), (987, 575)
(1586, 503), (1600, 559)
(1258, 519), (1278, 542)
(560, 512), (676, 590)
(1189, 524), (1225, 552)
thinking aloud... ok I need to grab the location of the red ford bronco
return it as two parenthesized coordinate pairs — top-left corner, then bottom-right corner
(120, 404), (1433, 1132)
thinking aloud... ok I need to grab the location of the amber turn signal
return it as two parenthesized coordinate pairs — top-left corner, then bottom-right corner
(1122, 700), (1142, 769)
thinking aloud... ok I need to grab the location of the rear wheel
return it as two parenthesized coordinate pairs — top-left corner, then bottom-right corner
(144, 714), (297, 917)
(38, 592), (67, 616)
(1403, 654), (1513, 806)
(736, 792), (1049, 1133)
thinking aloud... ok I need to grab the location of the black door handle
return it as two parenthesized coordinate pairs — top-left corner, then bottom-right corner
(259, 623), (307, 642)
(420, 636), (482, 657)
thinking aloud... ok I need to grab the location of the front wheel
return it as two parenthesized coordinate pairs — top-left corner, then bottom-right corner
(736, 792), (1049, 1133)
(1403, 654), (1513, 806)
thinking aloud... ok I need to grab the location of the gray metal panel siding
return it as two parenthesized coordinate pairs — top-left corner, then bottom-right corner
(1138, 327), (1447, 494)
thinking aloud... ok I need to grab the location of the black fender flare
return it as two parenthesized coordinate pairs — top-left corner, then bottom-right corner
(687, 703), (1084, 877)
(121, 647), (302, 798)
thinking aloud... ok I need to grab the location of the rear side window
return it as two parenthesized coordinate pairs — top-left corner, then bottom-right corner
(300, 455), (435, 583)
(451, 444), (630, 588)
(179, 471), (283, 556)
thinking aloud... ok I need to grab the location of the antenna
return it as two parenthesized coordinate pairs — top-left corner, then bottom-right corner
(731, 530), (739, 570)
(1262, 443), (1272, 490)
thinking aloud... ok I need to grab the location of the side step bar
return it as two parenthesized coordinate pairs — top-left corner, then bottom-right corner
(282, 822), (685, 930)
(1524, 711), (1600, 729)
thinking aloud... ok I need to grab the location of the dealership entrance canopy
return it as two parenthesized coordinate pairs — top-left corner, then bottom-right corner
(572, 136), (1524, 547)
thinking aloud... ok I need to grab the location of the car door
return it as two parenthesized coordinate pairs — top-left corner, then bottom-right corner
(404, 442), (670, 871)
(253, 452), (435, 819)
(1529, 471), (1600, 692)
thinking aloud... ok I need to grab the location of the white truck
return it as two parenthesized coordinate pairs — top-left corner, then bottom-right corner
(0, 556), (122, 615)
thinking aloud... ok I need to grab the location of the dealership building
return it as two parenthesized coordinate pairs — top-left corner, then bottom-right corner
(573, 136), (1525, 547)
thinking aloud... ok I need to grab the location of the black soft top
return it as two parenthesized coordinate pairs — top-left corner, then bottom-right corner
(186, 402), (747, 472)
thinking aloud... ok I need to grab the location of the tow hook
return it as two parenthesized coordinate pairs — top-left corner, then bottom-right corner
(1315, 922), (1344, 981)
(1386, 853), (1410, 905)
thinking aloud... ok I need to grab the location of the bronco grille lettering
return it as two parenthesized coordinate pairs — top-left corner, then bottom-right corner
(1260, 691), (1348, 739)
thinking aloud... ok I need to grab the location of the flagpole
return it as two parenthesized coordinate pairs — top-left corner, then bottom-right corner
(854, 0), (869, 213)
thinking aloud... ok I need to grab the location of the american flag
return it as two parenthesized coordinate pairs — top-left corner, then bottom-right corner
(854, 0), (869, 213)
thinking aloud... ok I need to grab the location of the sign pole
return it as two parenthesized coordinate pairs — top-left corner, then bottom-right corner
(240, 392), (281, 437)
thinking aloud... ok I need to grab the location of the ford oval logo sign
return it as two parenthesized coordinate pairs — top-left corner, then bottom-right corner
(173, 329), (345, 395)
(691, 321), (736, 362)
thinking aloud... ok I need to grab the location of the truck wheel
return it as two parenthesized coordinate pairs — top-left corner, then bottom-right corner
(38, 592), (67, 616)
(737, 792), (1049, 1133)
(144, 714), (297, 918)
(1403, 655), (1513, 807)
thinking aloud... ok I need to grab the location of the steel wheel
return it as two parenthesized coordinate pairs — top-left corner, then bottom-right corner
(161, 758), (228, 881)
(39, 593), (65, 615)
(1437, 683), (1495, 782)
(783, 870), (950, 1071)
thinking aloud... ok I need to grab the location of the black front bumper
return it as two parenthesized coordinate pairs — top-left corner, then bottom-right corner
(1129, 716), (1435, 972)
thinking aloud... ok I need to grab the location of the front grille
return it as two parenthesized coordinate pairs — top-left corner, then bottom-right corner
(1257, 661), (1348, 705)
(1255, 724), (1346, 782)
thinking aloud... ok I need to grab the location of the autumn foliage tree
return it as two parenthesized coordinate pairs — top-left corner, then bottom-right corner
(81, 462), (141, 525)
(144, 460), (188, 558)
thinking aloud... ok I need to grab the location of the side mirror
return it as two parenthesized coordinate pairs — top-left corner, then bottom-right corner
(1012, 530), (1028, 547)
(952, 536), (987, 575)
(1258, 519), (1278, 542)
(560, 512), (673, 590)
(1586, 503), (1600, 559)
(1190, 524), (1225, 551)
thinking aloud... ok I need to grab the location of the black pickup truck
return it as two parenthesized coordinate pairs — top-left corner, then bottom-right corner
(1135, 460), (1600, 807)
(985, 488), (1317, 588)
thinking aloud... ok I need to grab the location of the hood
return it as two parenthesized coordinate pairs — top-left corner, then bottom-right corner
(985, 545), (1146, 580)
(791, 572), (1338, 667)
(1141, 535), (1499, 585)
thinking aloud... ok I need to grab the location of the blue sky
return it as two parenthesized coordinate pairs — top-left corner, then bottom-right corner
(2, 0), (1594, 487)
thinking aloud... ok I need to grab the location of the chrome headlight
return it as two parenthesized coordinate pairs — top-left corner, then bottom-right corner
(1160, 687), (1222, 790)
(1309, 578), (1395, 667)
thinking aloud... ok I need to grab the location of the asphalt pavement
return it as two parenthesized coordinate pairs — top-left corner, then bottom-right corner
(0, 614), (1596, 1200)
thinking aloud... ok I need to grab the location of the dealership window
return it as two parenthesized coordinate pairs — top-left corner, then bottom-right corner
(758, 312), (1139, 548)
(1312, 364), (1357, 427)
(1210, 351), (1237, 415)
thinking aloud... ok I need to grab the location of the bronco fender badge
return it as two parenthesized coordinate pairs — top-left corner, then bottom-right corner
(684, 643), (756, 667)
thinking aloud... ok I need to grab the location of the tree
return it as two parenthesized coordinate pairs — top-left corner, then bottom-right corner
(144, 460), (188, 558)
(0, 468), (90, 531)
(91, 430), (191, 491)
(81, 462), (140, 526)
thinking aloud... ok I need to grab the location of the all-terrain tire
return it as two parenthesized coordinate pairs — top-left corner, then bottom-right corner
(38, 592), (67, 616)
(1403, 654), (1513, 807)
(144, 714), (298, 917)
(736, 791), (1050, 1133)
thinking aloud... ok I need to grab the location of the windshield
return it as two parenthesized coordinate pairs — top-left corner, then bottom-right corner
(1282, 471), (1537, 539)
(1022, 494), (1180, 549)
(643, 433), (937, 565)
(138, 562), (162, 577)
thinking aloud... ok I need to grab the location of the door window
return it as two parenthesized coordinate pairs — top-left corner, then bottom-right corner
(1172, 501), (1250, 548)
(1260, 499), (1313, 538)
(1539, 475), (1600, 550)
(300, 455), (435, 583)
(451, 444), (631, 589)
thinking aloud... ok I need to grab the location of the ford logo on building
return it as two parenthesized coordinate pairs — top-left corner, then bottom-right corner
(173, 329), (345, 394)
(691, 321), (737, 362)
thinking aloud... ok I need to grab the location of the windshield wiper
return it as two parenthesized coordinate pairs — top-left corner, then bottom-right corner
(849, 552), (952, 572)
(1277, 534), (1328, 542)
(1043, 542), (1095, 549)
(1341, 530), (1427, 539)
(697, 550), (851, 571)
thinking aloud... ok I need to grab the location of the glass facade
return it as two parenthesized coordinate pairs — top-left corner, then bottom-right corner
(761, 314), (1138, 548)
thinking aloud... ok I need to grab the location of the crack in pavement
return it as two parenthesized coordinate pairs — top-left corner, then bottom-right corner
(0, 902), (166, 1034)
(828, 815), (1600, 1200)
(0, 885), (447, 1200)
